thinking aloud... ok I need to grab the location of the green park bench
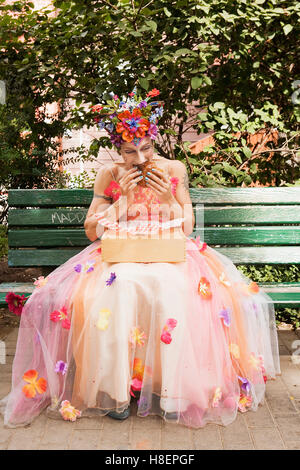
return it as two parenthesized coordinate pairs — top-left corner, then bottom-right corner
(0, 187), (299, 308)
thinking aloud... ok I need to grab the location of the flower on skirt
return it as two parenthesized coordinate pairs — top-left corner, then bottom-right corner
(240, 281), (260, 296)
(96, 308), (111, 330)
(59, 400), (82, 422)
(229, 343), (240, 359)
(50, 306), (71, 330)
(212, 387), (222, 407)
(130, 327), (147, 347)
(33, 276), (48, 288)
(22, 369), (47, 398)
(5, 292), (27, 316)
(161, 318), (177, 344)
(55, 360), (68, 375)
(74, 260), (96, 274)
(249, 352), (264, 371)
(238, 376), (251, 395)
(192, 236), (207, 252)
(130, 358), (152, 397)
(219, 307), (231, 327)
(238, 393), (252, 413)
(106, 272), (116, 286)
(219, 272), (231, 287)
(198, 277), (212, 299)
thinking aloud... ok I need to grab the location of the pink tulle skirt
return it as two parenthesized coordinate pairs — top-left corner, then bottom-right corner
(0, 236), (280, 428)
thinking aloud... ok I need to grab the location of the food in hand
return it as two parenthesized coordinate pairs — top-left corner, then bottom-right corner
(134, 161), (164, 187)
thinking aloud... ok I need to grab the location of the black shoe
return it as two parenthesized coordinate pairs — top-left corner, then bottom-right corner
(163, 411), (180, 420)
(107, 407), (130, 420)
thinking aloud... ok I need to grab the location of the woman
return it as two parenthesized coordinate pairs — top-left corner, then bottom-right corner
(0, 88), (280, 429)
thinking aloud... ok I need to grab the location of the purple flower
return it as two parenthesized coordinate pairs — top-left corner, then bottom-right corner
(147, 123), (158, 139)
(219, 307), (231, 327)
(139, 100), (148, 108)
(74, 264), (82, 273)
(55, 360), (68, 375)
(106, 272), (116, 286)
(238, 376), (251, 395)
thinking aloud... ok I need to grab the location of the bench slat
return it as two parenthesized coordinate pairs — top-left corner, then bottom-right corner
(7, 246), (300, 266)
(189, 187), (300, 204)
(8, 227), (300, 247)
(8, 188), (300, 207)
(8, 205), (300, 226)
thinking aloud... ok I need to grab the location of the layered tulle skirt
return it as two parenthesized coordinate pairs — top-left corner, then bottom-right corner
(0, 236), (280, 428)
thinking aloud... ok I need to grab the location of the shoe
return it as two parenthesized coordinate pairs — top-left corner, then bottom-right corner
(107, 407), (130, 420)
(163, 411), (180, 420)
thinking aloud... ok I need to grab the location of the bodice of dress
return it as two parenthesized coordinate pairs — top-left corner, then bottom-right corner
(103, 175), (179, 224)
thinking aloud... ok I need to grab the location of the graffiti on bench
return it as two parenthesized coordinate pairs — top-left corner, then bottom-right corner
(51, 212), (86, 225)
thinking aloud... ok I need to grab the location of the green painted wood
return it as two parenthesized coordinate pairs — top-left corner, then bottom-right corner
(8, 208), (88, 226)
(195, 205), (300, 225)
(8, 187), (300, 207)
(7, 245), (300, 267)
(8, 189), (93, 207)
(8, 229), (91, 247)
(8, 249), (83, 266)
(192, 226), (300, 245)
(189, 187), (300, 205)
(9, 205), (300, 227)
(215, 246), (300, 264)
(8, 226), (300, 247)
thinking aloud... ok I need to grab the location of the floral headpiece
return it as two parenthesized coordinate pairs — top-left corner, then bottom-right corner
(91, 86), (164, 148)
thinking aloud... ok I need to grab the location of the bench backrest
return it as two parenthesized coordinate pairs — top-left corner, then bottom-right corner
(7, 188), (300, 267)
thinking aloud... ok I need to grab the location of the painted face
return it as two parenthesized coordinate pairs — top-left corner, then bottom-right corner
(120, 137), (154, 168)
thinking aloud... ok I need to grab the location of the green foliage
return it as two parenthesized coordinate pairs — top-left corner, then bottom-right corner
(0, 225), (8, 258)
(0, 0), (298, 188)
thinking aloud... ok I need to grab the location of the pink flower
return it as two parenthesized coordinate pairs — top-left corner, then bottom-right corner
(166, 318), (177, 330)
(59, 400), (81, 422)
(170, 177), (179, 195)
(130, 377), (143, 397)
(161, 331), (172, 344)
(50, 306), (71, 330)
(5, 292), (27, 316)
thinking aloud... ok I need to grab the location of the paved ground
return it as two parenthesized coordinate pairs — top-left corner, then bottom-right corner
(1, 326), (300, 450)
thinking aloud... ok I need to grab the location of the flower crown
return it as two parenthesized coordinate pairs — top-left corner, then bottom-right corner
(91, 86), (164, 148)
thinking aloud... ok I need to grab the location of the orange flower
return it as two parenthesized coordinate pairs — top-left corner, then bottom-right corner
(248, 282), (259, 294)
(147, 88), (160, 97)
(198, 276), (212, 299)
(118, 110), (131, 120)
(22, 369), (47, 398)
(132, 108), (142, 118)
(122, 129), (134, 142)
(116, 121), (125, 133)
(135, 128), (146, 139)
(91, 104), (103, 113)
(138, 118), (150, 131)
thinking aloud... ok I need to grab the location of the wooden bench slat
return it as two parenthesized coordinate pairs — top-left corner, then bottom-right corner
(197, 206), (300, 224)
(189, 187), (300, 204)
(8, 227), (300, 247)
(7, 246), (300, 266)
(8, 188), (300, 207)
(8, 189), (93, 206)
(9, 205), (300, 226)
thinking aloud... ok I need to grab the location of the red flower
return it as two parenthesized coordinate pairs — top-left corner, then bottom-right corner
(5, 292), (27, 316)
(50, 306), (71, 330)
(104, 180), (122, 201)
(147, 88), (160, 97)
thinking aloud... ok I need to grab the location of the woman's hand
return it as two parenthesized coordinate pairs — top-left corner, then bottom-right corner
(119, 167), (143, 205)
(144, 168), (174, 204)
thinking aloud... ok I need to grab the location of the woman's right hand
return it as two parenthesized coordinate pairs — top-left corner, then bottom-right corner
(119, 167), (143, 205)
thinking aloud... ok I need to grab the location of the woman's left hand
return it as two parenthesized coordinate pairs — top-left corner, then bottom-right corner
(145, 168), (174, 204)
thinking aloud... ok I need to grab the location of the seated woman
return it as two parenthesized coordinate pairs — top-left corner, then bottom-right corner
(0, 87), (280, 429)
